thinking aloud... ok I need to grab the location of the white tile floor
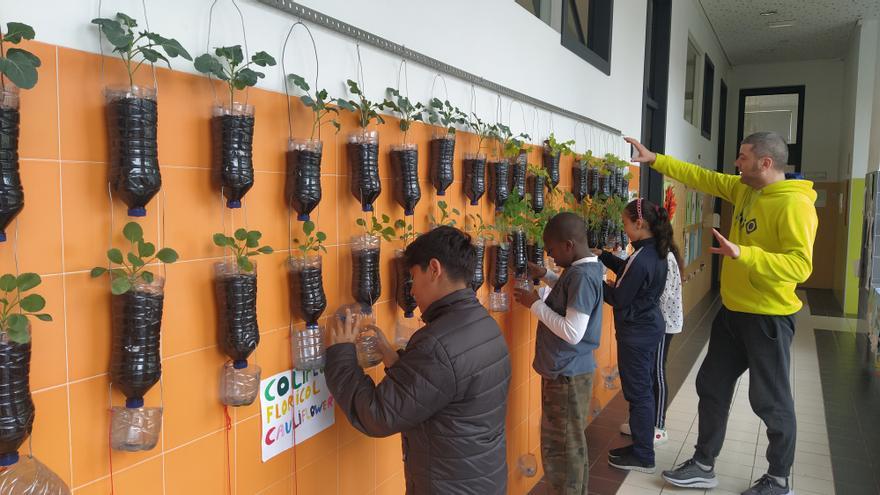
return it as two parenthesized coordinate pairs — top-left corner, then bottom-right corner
(615, 294), (837, 494)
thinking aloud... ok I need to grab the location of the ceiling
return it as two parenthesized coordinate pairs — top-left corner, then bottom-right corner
(699, 0), (880, 66)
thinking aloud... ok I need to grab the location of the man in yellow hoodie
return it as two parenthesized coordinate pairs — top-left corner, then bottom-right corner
(625, 132), (817, 495)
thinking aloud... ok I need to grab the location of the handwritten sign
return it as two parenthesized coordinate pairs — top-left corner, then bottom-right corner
(260, 368), (335, 462)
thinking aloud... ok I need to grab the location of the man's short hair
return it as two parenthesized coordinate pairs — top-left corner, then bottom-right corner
(544, 212), (588, 244)
(404, 226), (476, 284)
(742, 131), (789, 171)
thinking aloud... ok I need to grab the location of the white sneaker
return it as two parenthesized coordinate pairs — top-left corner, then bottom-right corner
(619, 423), (669, 446)
(654, 428), (668, 446)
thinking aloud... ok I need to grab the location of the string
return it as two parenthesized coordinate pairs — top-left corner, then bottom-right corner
(205, 0), (250, 107)
(281, 21), (319, 140)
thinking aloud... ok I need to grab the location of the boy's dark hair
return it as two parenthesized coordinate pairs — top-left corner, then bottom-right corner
(544, 212), (588, 244)
(404, 226), (476, 283)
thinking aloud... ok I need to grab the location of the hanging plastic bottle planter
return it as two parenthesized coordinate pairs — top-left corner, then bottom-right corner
(597, 168), (612, 198)
(212, 229), (273, 406)
(463, 153), (486, 206)
(511, 229), (528, 279)
(90, 222), (178, 451)
(0, 272), (56, 482)
(92, 14), (192, 217)
(488, 242), (510, 312)
(290, 221), (328, 370)
(337, 80), (384, 213)
(528, 164), (548, 213)
(427, 98), (465, 197)
(543, 133), (575, 190)
(587, 165), (600, 198)
(470, 236), (486, 292)
(383, 86), (423, 216)
(488, 160), (510, 212)
(527, 243), (545, 286)
(391, 144), (420, 216)
(511, 152), (527, 201)
(391, 219), (419, 349)
(0, 22), (39, 245)
(572, 159), (588, 204)
(350, 216), (394, 367)
(194, 45), (276, 208)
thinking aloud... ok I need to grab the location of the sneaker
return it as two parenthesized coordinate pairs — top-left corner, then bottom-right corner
(608, 444), (633, 459)
(654, 428), (669, 446)
(662, 458), (718, 489)
(608, 452), (655, 474)
(741, 475), (792, 495)
(619, 423), (669, 446)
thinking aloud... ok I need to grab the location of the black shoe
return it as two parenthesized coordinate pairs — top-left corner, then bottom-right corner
(662, 458), (718, 489)
(742, 474), (792, 495)
(608, 452), (655, 474)
(608, 444), (633, 459)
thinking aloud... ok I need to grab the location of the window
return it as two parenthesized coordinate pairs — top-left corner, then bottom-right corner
(701, 54), (715, 139)
(743, 93), (799, 143)
(683, 38), (699, 125)
(516, 0), (614, 75)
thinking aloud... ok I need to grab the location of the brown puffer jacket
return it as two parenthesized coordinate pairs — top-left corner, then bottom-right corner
(326, 288), (511, 494)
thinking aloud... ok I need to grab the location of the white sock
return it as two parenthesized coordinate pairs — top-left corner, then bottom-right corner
(695, 460), (712, 471)
(768, 474), (787, 487)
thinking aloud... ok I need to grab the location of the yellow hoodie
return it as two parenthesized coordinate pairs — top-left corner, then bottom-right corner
(653, 154), (818, 315)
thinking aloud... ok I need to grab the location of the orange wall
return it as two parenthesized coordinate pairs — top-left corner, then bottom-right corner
(3, 40), (622, 494)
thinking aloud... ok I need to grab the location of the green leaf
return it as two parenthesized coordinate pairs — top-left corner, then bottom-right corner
(303, 221), (315, 236)
(156, 248), (178, 264)
(115, 12), (137, 28)
(212, 233), (228, 247)
(355, 218), (366, 227)
(34, 313), (52, 322)
(237, 256), (254, 272)
(0, 274), (16, 291)
(127, 252), (144, 268)
(346, 79), (361, 95)
(138, 241), (155, 258)
(257, 246), (274, 254)
(234, 67), (262, 89)
(0, 50), (39, 89)
(91, 18), (132, 50)
(157, 36), (192, 61)
(194, 53), (225, 79)
(6, 314), (29, 343)
(3, 22), (36, 44)
(299, 94), (316, 108)
(382, 227), (395, 237)
(215, 45), (243, 66)
(111, 277), (131, 295)
(233, 228), (247, 241)
(16, 273), (40, 292)
(140, 47), (171, 68)
(20, 294), (45, 312)
(245, 230), (262, 245)
(315, 232), (327, 242)
(141, 271), (154, 284)
(287, 73), (309, 91)
(122, 222), (143, 242)
(251, 51), (276, 67)
(90, 267), (108, 278)
(336, 99), (357, 113)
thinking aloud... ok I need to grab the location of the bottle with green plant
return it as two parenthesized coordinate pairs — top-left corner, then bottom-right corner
(91, 221), (177, 446)
(391, 218), (419, 325)
(528, 163), (551, 213)
(92, 13), (192, 218)
(427, 99), (466, 196)
(290, 221), (329, 371)
(383, 87), (423, 215)
(543, 132), (576, 189)
(194, 46), (275, 209)
(352, 214), (394, 312)
(212, 228), (273, 405)
(337, 80), (385, 212)
(464, 114), (495, 207)
(0, 22), (40, 243)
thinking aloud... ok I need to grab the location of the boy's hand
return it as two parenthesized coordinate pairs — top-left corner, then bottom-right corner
(514, 287), (540, 308)
(373, 328), (400, 367)
(331, 309), (360, 346)
(526, 261), (547, 280)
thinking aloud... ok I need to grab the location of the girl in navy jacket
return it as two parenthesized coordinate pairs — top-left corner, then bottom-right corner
(596, 198), (676, 473)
